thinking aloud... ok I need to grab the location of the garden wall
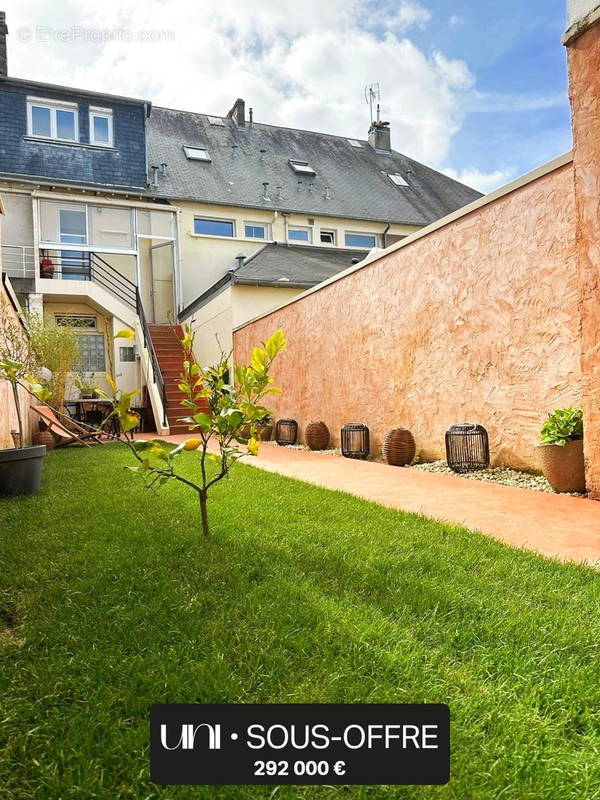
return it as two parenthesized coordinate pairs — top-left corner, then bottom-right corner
(234, 157), (580, 471)
(0, 278), (35, 449)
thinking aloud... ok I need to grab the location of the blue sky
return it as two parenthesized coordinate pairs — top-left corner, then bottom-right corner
(407, 0), (572, 188)
(3, 0), (573, 193)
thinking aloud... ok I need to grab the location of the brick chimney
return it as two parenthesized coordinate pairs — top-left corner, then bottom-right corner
(0, 12), (8, 78)
(368, 121), (391, 152)
(227, 98), (245, 128)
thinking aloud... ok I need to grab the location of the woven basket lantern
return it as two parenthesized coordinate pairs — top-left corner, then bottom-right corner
(445, 423), (489, 473)
(305, 421), (330, 450)
(275, 418), (298, 446)
(383, 427), (416, 466)
(341, 423), (370, 459)
(32, 430), (56, 451)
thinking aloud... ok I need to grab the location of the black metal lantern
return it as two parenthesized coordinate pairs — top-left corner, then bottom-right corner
(275, 418), (298, 446)
(341, 423), (370, 459)
(445, 423), (490, 473)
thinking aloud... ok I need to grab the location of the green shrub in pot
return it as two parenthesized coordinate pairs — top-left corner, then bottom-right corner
(538, 406), (585, 493)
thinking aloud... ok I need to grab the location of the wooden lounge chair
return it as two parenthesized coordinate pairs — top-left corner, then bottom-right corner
(31, 406), (105, 448)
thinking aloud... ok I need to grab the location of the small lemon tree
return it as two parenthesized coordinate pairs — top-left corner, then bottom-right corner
(106, 326), (286, 538)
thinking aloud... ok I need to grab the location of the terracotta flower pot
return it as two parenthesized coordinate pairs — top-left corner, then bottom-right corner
(240, 423), (273, 442)
(538, 439), (585, 493)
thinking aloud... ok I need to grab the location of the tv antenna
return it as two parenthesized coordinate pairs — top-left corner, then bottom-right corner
(365, 82), (381, 125)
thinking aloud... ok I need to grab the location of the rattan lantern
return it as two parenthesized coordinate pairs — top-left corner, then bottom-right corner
(383, 427), (416, 466)
(305, 421), (330, 450)
(275, 418), (298, 446)
(341, 423), (370, 459)
(445, 423), (489, 473)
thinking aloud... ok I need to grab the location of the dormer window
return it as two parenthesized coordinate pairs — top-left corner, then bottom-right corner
(289, 159), (316, 176)
(183, 145), (211, 162)
(387, 173), (409, 187)
(89, 107), (113, 146)
(27, 97), (78, 142)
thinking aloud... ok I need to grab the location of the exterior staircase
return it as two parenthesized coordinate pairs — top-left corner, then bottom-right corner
(148, 324), (190, 434)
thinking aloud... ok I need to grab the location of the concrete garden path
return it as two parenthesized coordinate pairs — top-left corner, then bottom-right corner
(138, 435), (600, 566)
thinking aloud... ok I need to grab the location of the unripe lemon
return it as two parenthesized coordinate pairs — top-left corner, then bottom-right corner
(183, 438), (202, 451)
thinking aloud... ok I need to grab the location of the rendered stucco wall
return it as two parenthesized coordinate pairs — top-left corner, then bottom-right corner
(234, 162), (580, 470)
(566, 18), (600, 497)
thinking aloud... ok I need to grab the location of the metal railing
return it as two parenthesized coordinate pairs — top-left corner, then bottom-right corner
(1, 245), (36, 278)
(136, 289), (167, 427)
(37, 250), (167, 427)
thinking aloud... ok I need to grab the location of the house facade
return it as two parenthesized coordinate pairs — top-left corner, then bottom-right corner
(0, 14), (481, 433)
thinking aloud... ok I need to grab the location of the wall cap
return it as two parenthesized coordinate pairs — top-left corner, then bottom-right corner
(234, 151), (574, 333)
(563, 4), (600, 45)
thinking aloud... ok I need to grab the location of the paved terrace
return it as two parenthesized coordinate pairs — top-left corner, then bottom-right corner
(137, 434), (600, 566)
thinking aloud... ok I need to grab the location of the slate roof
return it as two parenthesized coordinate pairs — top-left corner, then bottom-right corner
(146, 107), (482, 225)
(232, 242), (367, 288)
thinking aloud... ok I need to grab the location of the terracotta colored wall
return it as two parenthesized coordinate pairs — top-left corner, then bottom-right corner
(0, 281), (35, 449)
(567, 21), (600, 498)
(234, 162), (580, 470)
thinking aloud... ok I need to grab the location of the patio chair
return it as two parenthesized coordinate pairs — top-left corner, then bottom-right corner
(30, 406), (104, 448)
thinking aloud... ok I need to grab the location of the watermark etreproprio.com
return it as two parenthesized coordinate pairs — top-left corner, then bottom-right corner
(16, 26), (175, 44)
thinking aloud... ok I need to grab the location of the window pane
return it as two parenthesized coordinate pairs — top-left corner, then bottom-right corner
(345, 233), (376, 248)
(56, 109), (76, 140)
(31, 105), (51, 137)
(245, 224), (265, 239)
(194, 218), (234, 237)
(59, 209), (87, 239)
(93, 115), (110, 143)
(119, 346), (135, 362)
(89, 206), (133, 248)
(320, 231), (335, 244)
(137, 209), (174, 238)
(76, 334), (106, 372)
(288, 228), (309, 242)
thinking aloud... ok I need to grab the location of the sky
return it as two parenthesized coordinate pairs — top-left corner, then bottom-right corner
(1, 0), (573, 194)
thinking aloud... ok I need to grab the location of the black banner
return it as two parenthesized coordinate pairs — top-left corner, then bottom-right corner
(150, 703), (449, 785)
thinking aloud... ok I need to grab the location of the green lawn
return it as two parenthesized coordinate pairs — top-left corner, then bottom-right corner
(1, 444), (599, 800)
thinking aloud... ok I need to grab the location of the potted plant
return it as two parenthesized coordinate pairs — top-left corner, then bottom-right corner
(74, 371), (99, 399)
(537, 406), (585, 493)
(240, 412), (273, 442)
(0, 298), (47, 496)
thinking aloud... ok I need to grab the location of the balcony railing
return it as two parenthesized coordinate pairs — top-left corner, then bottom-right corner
(1, 245), (36, 278)
(39, 252), (137, 310)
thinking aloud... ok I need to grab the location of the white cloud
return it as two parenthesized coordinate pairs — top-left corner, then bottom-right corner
(443, 166), (518, 194)
(2, 0), (475, 165)
(449, 14), (464, 26)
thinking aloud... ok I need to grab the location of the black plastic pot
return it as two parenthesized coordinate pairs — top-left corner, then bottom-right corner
(0, 445), (47, 496)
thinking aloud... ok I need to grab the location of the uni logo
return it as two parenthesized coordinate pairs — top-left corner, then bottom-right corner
(160, 723), (222, 750)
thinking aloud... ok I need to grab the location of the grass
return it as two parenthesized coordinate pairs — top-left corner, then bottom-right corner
(1, 444), (599, 800)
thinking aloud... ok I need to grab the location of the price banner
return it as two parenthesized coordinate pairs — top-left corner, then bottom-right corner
(150, 703), (449, 785)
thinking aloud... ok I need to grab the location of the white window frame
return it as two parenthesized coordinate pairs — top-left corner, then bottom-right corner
(193, 216), (236, 238)
(344, 231), (378, 249)
(319, 229), (336, 245)
(27, 96), (79, 142)
(289, 159), (316, 176)
(89, 106), (113, 147)
(387, 172), (409, 187)
(287, 225), (312, 244)
(183, 145), (211, 162)
(244, 221), (269, 240)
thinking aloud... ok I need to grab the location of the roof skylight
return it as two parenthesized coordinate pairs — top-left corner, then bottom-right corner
(207, 116), (225, 126)
(289, 159), (316, 176)
(348, 139), (362, 148)
(183, 145), (211, 162)
(387, 173), (409, 187)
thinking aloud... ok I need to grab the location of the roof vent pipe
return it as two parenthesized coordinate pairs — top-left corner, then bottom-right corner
(249, 107), (253, 125)
(235, 253), (245, 269)
(232, 144), (238, 157)
(324, 186), (330, 200)
(262, 181), (270, 200)
(160, 162), (167, 176)
(297, 181), (302, 191)
(276, 186), (282, 200)
(308, 182), (314, 193)
(259, 148), (266, 160)
(151, 166), (159, 187)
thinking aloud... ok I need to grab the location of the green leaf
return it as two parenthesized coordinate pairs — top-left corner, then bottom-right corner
(115, 328), (135, 339)
(193, 412), (212, 429)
